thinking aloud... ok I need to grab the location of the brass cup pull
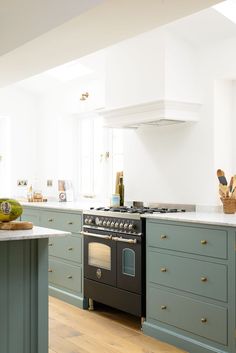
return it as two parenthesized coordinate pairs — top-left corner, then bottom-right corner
(48, 243), (53, 247)
(201, 318), (207, 323)
(67, 275), (73, 279)
(201, 240), (207, 245)
(160, 267), (167, 272)
(48, 218), (54, 222)
(160, 234), (167, 239)
(48, 269), (53, 273)
(201, 277), (207, 282)
(68, 221), (73, 225)
(68, 247), (73, 251)
(161, 305), (167, 310)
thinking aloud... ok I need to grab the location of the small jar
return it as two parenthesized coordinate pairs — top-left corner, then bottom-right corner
(110, 194), (120, 207)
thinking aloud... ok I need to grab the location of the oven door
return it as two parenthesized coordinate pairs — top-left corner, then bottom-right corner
(115, 235), (142, 294)
(83, 229), (116, 286)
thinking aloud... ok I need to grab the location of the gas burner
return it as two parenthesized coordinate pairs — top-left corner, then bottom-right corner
(90, 206), (186, 214)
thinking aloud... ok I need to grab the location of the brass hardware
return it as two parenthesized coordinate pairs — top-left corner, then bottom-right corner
(160, 235), (167, 239)
(68, 221), (73, 225)
(80, 92), (89, 101)
(201, 240), (207, 245)
(96, 268), (102, 279)
(161, 305), (167, 310)
(201, 277), (207, 282)
(160, 267), (167, 272)
(48, 218), (54, 222)
(201, 318), (207, 323)
(48, 269), (53, 273)
(48, 243), (53, 246)
(68, 247), (73, 251)
(67, 275), (73, 279)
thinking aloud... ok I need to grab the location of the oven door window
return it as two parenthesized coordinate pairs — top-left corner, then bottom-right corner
(88, 242), (111, 270)
(122, 248), (135, 276)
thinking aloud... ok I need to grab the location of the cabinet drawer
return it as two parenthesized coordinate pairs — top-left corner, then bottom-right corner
(48, 259), (82, 293)
(48, 234), (82, 263)
(41, 211), (81, 233)
(148, 251), (227, 301)
(21, 209), (40, 226)
(148, 287), (227, 345)
(147, 222), (227, 259)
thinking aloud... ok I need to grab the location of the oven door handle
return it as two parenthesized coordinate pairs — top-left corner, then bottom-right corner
(112, 236), (137, 244)
(80, 231), (112, 240)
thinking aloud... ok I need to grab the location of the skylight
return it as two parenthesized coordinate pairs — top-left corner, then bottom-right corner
(213, 0), (236, 24)
(44, 60), (93, 81)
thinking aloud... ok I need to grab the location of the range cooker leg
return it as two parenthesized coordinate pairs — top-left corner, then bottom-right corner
(141, 317), (145, 330)
(88, 298), (94, 311)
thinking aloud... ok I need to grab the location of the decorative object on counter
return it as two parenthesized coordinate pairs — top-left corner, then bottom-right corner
(217, 169), (236, 214)
(0, 199), (23, 221)
(0, 221), (33, 230)
(80, 92), (89, 101)
(115, 171), (124, 206)
(110, 193), (120, 207)
(58, 180), (73, 202)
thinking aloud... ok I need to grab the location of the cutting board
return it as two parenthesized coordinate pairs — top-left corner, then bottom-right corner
(0, 221), (33, 230)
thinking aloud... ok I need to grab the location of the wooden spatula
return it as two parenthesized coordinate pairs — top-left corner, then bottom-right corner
(0, 221), (33, 230)
(217, 169), (228, 185)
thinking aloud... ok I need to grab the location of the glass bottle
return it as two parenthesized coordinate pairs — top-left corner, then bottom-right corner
(118, 176), (124, 206)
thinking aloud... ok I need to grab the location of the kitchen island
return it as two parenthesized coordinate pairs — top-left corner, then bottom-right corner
(0, 226), (69, 353)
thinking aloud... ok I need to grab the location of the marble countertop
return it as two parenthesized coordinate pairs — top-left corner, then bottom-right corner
(20, 201), (93, 212)
(0, 226), (70, 241)
(143, 211), (236, 227)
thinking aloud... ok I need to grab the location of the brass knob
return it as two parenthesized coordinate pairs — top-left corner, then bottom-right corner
(161, 305), (167, 310)
(48, 218), (54, 222)
(160, 235), (167, 239)
(68, 221), (73, 225)
(48, 269), (53, 273)
(68, 247), (73, 251)
(201, 240), (207, 245)
(201, 318), (207, 323)
(67, 275), (73, 279)
(201, 277), (207, 282)
(160, 267), (167, 272)
(48, 243), (53, 246)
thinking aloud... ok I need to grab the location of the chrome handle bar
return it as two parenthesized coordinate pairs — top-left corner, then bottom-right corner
(112, 236), (137, 244)
(80, 231), (112, 240)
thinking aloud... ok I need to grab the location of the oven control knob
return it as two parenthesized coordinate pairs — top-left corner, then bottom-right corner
(103, 220), (107, 227)
(88, 218), (94, 225)
(128, 223), (135, 231)
(124, 223), (129, 230)
(106, 220), (111, 227)
(85, 218), (89, 225)
(95, 217), (102, 226)
(111, 221), (115, 228)
(115, 222), (119, 228)
(119, 223), (124, 229)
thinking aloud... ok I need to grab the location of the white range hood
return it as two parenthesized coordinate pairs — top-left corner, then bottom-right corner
(97, 100), (201, 129)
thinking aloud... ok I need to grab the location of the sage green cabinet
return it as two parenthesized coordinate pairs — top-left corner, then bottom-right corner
(143, 219), (236, 353)
(22, 206), (84, 308)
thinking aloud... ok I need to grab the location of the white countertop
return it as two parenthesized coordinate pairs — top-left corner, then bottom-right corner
(21, 201), (90, 212)
(143, 211), (236, 227)
(0, 226), (70, 241)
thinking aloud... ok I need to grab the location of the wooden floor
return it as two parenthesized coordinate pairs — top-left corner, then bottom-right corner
(49, 297), (186, 353)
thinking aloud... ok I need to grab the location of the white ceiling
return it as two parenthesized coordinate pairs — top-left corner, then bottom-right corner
(0, 0), (221, 88)
(0, 0), (104, 56)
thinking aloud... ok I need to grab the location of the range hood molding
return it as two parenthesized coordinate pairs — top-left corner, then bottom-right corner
(97, 100), (201, 128)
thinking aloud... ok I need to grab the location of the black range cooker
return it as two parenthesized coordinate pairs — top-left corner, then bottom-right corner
(81, 206), (186, 320)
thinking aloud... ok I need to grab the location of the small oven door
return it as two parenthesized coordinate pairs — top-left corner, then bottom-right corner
(115, 235), (142, 294)
(83, 229), (116, 286)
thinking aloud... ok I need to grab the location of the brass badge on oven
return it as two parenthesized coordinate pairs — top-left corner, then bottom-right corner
(96, 268), (102, 279)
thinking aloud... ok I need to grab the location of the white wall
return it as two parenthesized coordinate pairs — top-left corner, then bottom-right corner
(0, 86), (38, 197)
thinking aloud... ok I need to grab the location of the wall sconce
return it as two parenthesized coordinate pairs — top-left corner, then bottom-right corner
(80, 92), (89, 101)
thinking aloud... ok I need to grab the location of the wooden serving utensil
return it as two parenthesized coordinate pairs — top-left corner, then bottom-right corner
(217, 169), (228, 186)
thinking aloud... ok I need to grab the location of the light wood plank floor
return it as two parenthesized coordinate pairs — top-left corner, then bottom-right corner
(49, 297), (186, 353)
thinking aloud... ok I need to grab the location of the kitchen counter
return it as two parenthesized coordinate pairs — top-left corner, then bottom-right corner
(20, 201), (88, 212)
(0, 226), (69, 353)
(142, 211), (236, 227)
(0, 225), (69, 241)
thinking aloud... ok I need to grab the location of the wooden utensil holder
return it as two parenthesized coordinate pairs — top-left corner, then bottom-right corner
(221, 198), (236, 214)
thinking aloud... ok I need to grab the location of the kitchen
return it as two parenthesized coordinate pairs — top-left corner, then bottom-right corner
(1, 0), (236, 353)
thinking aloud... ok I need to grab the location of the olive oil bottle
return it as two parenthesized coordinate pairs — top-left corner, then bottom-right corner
(118, 176), (124, 206)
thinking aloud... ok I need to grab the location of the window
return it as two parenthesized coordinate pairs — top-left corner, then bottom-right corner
(77, 114), (124, 201)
